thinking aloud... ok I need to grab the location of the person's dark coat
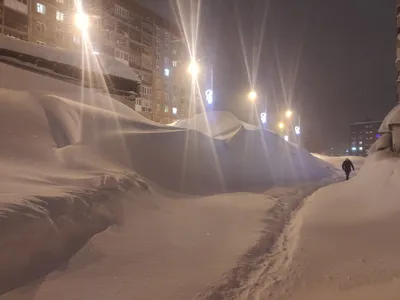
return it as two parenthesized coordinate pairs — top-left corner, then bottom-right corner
(342, 159), (355, 173)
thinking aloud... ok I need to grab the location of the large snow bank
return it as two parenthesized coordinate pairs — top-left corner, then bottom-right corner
(0, 61), (333, 295)
(0, 35), (139, 82)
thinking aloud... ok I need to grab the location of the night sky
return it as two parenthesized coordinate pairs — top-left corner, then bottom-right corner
(139, 0), (396, 151)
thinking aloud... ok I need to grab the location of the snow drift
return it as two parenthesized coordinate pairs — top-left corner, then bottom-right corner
(0, 60), (333, 295)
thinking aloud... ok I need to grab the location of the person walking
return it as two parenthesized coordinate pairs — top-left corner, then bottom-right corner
(342, 158), (355, 180)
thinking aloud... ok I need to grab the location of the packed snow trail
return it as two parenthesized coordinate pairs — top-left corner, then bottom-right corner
(0, 182), (332, 300)
(195, 180), (335, 300)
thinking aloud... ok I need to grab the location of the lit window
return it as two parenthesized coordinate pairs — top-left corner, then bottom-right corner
(164, 68), (170, 76)
(359, 147), (363, 151)
(359, 141), (362, 145)
(173, 60), (177, 67)
(56, 11), (64, 21)
(172, 107), (177, 115)
(37, 3), (46, 14)
(164, 105), (169, 113)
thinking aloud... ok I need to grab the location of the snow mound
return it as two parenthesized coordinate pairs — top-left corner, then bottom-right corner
(172, 111), (259, 140)
(379, 103), (400, 132)
(0, 61), (334, 294)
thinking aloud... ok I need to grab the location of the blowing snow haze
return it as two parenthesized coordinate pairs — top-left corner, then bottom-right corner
(138, 0), (395, 151)
(1, 0), (400, 300)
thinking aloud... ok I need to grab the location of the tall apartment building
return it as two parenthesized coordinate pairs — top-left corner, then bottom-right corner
(397, 0), (400, 102)
(350, 120), (382, 156)
(0, 0), (190, 123)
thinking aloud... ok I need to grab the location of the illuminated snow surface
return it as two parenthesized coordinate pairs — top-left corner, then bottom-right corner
(4, 59), (396, 300)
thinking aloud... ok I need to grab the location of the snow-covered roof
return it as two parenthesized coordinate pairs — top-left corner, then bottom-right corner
(0, 35), (140, 82)
(379, 103), (400, 132)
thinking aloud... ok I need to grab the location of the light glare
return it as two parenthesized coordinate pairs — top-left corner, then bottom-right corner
(248, 91), (257, 101)
(285, 110), (293, 118)
(188, 61), (199, 78)
(74, 12), (89, 31)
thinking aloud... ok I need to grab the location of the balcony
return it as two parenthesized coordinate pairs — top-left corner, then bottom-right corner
(4, 0), (28, 15)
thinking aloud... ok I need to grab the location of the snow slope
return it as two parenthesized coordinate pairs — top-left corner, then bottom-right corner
(0, 60), (333, 297)
(208, 123), (400, 299)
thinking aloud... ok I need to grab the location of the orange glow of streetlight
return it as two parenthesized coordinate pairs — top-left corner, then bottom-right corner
(188, 60), (199, 78)
(248, 91), (257, 101)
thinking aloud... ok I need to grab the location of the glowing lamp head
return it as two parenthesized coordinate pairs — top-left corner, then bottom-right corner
(74, 12), (89, 32)
(248, 91), (257, 101)
(278, 122), (285, 130)
(188, 61), (199, 78)
(285, 110), (293, 118)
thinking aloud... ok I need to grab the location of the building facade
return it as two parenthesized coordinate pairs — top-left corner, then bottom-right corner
(0, 0), (190, 123)
(350, 121), (382, 156)
(397, 0), (400, 102)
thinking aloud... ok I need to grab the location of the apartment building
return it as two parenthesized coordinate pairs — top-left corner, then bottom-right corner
(397, 0), (400, 102)
(350, 121), (382, 156)
(0, 0), (190, 123)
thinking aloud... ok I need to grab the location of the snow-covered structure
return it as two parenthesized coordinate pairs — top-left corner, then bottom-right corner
(376, 103), (400, 153)
(0, 35), (140, 96)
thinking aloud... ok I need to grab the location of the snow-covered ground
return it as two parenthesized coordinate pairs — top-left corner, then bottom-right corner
(0, 59), (334, 298)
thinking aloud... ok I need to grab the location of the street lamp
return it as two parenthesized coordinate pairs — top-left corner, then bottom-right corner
(278, 122), (285, 130)
(285, 110), (293, 118)
(248, 91), (257, 101)
(74, 12), (89, 32)
(188, 60), (199, 78)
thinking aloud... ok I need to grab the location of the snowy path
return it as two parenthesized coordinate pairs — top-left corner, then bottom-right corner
(242, 172), (400, 300)
(0, 182), (330, 300)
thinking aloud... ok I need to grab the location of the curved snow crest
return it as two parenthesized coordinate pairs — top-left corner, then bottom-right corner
(171, 111), (260, 141)
(0, 171), (149, 295)
(379, 103), (400, 133)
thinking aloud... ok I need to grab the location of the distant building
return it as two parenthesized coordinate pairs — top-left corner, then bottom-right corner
(0, 0), (193, 123)
(350, 121), (382, 156)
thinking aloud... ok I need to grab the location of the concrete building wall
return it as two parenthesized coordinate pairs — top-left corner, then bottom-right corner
(350, 121), (382, 156)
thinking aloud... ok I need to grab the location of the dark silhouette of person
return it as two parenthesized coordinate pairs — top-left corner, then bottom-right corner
(342, 158), (355, 180)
